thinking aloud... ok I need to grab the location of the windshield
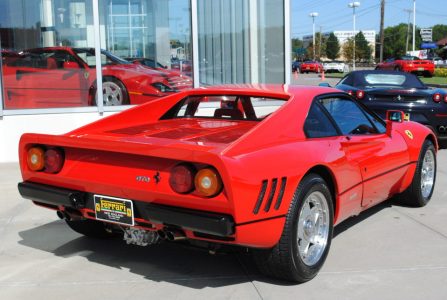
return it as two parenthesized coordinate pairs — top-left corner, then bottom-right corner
(73, 48), (130, 67)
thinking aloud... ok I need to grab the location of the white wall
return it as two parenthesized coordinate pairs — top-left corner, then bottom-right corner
(0, 112), (116, 163)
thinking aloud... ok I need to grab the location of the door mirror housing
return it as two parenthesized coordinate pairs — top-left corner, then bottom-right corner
(63, 61), (80, 69)
(318, 82), (331, 87)
(386, 110), (405, 123)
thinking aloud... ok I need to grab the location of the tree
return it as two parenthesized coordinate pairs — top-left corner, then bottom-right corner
(382, 23), (422, 58)
(433, 25), (447, 43)
(342, 38), (354, 62)
(355, 31), (372, 62)
(326, 32), (340, 60)
(305, 32), (326, 60)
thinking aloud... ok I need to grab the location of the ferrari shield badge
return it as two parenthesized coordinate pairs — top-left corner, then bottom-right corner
(84, 72), (89, 79)
(405, 130), (414, 139)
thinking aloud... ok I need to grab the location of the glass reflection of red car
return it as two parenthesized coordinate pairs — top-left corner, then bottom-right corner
(126, 57), (193, 90)
(299, 60), (322, 73)
(171, 59), (192, 76)
(2, 47), (177, 109)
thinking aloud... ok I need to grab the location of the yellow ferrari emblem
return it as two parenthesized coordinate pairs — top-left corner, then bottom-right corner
(126, 208), (132, 217)
(405, 130), (414, 139)
(84, 72), (90, 79)
(95, 203), (101, 212)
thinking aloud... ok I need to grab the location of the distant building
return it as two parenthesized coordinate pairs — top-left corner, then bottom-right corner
(303, 30), (376, 61)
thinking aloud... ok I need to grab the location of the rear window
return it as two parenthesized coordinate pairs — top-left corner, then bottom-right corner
(167, 95), (287, 121)
(356, 73), (426, 89)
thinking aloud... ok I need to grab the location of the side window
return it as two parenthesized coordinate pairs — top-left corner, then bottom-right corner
(362, 108), (386, 134)
(320, 97), (378, 135)
(339, 75), (354, 86)
(304, 103), (338, 138)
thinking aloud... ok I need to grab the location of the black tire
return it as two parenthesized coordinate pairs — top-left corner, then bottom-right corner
(423, 71), (433, 78)
(94, 77), (129, 106)
(65, 219), (118, 238)
(375, 66), (380, 70)
(399, 140), (437, 207)
(394, 66), (401, 72)
(253, 174), (334, 282)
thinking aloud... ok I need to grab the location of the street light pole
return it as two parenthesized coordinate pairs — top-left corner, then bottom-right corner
(348, 2), (360, 71)
(309, 12), (319, 60)
(412, 0), (416, 52)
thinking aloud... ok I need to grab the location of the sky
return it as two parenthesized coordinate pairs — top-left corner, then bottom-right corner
(292, 0), (447, 38)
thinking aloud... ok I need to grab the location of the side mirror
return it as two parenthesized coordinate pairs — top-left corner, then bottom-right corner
(63, 61), (80, 69)
(319, 82), (331, 87)
(386, 110), (405, 123)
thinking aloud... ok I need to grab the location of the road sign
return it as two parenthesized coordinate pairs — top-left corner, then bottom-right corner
(420, 28), (432, 42)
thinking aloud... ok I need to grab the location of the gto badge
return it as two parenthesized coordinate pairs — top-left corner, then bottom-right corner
(405, 130), (414, 139)
(136, 175), (151, 183)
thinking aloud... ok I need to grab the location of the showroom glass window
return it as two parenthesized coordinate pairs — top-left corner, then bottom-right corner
(0, 0), (97, 109)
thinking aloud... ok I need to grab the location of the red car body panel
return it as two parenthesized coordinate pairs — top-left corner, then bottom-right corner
(376, 58), (435, 75)
(2, 47), (174, 109)
(18, 85), (436, 248)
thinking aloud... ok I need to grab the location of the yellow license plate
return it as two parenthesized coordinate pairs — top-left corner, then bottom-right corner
(94, 195), (134, 226)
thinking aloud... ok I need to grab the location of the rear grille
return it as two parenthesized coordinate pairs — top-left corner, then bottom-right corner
(253, 177), (287, 214)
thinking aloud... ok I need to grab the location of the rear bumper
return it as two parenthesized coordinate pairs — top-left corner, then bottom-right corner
(18, 181), (235, 237)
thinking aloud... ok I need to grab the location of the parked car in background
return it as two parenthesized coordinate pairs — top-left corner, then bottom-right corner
(292, 60), (301, 72)
(299, 60), (322, 73)
(431, 57), (446, 66)
(323, 60), (349, 73)
(322, 70), (447, 148)
(126, 57), (193, 90)
(2, 47), (176, 109)
(18, 84), (437, 283)
(375, 56), (435, 77)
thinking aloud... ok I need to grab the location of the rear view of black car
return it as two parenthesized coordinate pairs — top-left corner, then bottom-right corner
(324, 70), (447, 148)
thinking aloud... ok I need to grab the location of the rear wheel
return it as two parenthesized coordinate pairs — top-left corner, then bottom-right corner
(399, 140), (436, 207)
(253, 174), (334, 282)
(394, 66), (401, 72)
(66, 219), (119, 238)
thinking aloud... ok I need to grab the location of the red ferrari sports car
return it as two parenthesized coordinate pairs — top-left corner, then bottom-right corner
(375, 56), (435, 77)
(2, 47), (176, 109)
(18, 85), (437, 282)
(299, 60), (322, 73)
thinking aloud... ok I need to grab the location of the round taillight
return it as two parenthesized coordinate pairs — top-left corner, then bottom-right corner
(169, 164), (196, 194)
(194, 168), (223, 197)
(444, 94), (447, 103)
(433, 93), (442, 103)
(356, 90), (365, 99)
(44, 148), (65, 173)
(347, 90), (354, 96)
(27, 147), (45, 171)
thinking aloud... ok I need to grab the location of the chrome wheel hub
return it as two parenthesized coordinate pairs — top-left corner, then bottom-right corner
(102, 81), (123, 106)
(297, 191), (330, 266)
(421, 149), (435, 198)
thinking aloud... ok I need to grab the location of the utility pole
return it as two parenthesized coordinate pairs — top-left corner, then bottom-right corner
(319, 26), (323, 60)
(413, 0), (416, 51)
(404, 9), (412, 53)
(379, 0), (385, 62)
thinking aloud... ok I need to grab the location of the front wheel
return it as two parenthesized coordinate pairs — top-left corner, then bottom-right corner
(94, 77), (129, 106)
(253, 174), (334, 282)
(399, 140), (436, 207)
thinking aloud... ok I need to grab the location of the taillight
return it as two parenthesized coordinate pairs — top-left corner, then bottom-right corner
(444, 95), (447, 103)
(27, 147), (45, 171)
(356, 90), (365, 100)
(194, 168), (223, 197)
(347, 90), (354, 96)
(169, 164), (196, 194)
(44, 148), (64, 173)
(433, 93), (442, 103)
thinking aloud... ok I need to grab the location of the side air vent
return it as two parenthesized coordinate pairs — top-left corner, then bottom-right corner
(253, 180), (268, 214)
(253, 177), (287, 214)
(274, 177), (287, 210)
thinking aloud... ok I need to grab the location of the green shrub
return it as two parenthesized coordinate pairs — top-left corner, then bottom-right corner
(434, 68), (447, 78)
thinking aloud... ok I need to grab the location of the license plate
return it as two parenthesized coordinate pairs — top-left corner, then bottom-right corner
(94, 195), (134, 226)
(418, 67), (424, 71)
(404, 113), (410, 121)
(306, 67), (310, 69)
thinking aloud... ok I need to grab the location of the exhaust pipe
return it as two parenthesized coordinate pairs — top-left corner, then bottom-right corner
(56, 211), (65, 220)
(165, 229), (186, 241)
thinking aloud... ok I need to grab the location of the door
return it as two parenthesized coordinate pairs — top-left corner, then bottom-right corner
(319, 96), (410, 207)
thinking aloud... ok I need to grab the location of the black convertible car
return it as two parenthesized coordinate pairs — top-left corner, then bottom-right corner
(321, 70), (447, 148)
